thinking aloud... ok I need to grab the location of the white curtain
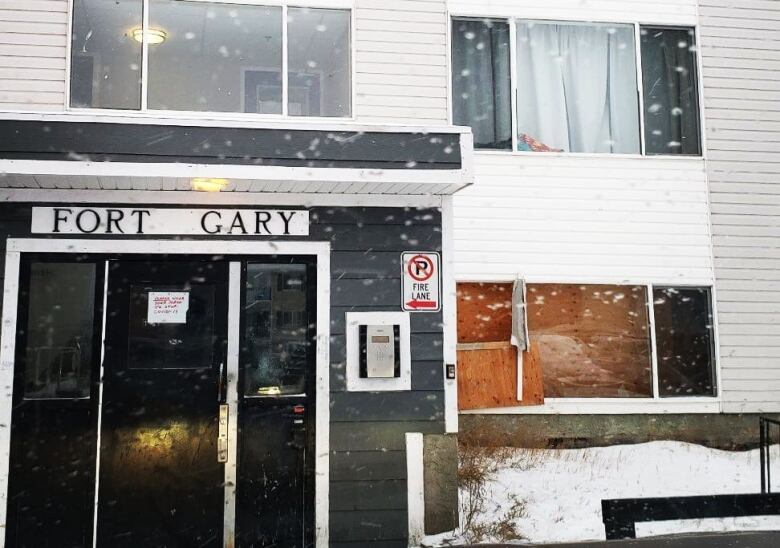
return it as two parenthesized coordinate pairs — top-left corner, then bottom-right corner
(516, 22), (640, 153)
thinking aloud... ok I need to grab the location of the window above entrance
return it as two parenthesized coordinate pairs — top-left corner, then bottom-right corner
(70, 0), (352, 118)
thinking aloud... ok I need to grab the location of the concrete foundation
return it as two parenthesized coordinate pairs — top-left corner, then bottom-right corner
(459, 414), (780, 450)
(423, 433), (459, 535)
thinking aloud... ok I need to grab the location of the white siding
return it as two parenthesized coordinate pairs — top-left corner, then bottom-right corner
(453, 154), (714, 284)
(0, 0), (68, 111)
(448, 0), (698, 25)
(700, 0), (780, 413)
(0, 0), (450, 124)
(354, 0), (448, 124)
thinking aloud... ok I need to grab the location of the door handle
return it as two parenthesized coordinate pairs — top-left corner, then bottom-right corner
(217, 403), (228, 463)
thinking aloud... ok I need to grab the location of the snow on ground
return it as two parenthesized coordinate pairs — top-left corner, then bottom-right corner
(423, 441), (780, 546)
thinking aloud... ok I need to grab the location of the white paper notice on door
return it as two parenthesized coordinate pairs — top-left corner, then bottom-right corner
(148, 292), (190, 324)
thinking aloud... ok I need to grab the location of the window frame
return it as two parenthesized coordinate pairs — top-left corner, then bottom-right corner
(65, 0), (356, 121)
(456, 279), (720, 413)
(448, 15), (704, 157)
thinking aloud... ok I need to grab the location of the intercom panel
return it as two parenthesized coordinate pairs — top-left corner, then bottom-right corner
(359, 324), (401, 378)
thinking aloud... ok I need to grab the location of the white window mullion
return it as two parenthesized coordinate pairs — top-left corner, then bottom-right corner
(509, 18), (518, 153)
(634, 23), (646, 156)
(141, 0), (150, 111)
(647, 284), (660, 399)
(282, 4), (289, 117)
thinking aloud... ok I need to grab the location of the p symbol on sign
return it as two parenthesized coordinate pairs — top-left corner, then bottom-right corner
(407, 254), (434, 282)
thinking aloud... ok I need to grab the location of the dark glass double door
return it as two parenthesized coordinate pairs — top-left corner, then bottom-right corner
(6, 257), (314, 547)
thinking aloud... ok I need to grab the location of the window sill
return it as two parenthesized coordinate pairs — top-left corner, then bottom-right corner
(473, 149), (704, 160)
(460, 398), (722, 415)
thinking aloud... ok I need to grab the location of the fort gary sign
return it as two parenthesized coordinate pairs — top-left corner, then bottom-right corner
(31, 207), (309, 236)
(401, 251), (441, 312)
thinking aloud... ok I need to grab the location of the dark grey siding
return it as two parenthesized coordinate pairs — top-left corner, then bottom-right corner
(312, 206), (444, 547)
(0, 120), (461, 170)
(0, 203), (445, 547)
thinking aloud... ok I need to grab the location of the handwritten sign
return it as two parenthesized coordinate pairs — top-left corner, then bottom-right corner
(148, 292), (190, 324)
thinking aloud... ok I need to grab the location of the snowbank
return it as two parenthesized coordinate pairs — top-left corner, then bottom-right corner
(424, 441), (780, 546)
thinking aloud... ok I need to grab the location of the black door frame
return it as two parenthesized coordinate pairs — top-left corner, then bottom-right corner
(1, 241), (327, 548)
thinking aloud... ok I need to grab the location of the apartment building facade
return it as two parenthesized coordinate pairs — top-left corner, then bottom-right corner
(1, 0), (779, 546)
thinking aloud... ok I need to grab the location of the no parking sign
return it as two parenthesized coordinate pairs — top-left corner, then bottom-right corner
(401, 252), (441, 312)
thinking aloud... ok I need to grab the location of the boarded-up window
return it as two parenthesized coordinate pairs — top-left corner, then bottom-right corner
(456, 282), (544, 409)
(653, 287), (716, 397)
(457, 283), (513, 343)
(527, 284), (652, 398)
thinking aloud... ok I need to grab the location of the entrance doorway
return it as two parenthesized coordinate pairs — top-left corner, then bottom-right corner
(5, 252), (317, 547)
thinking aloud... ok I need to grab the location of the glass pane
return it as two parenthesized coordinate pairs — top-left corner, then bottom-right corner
(70, 0), (142, 109)
(287, 7), (351, 117)
(243, 264), (310, 397)
(516, 21), (640, 153)
(654, 287), (716, 396)
(24, 263), (96, 399)
(641, 26), (701, 155)
(527, 284), (652, 398)
(148, 0), (282, 113)
(451, 19), (512, 150)
(127, 284), (215, 369)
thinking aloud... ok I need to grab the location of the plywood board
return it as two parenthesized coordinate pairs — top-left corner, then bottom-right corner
(456, 282), (513, 343)
(526, 283), (652, 398)
(457, 344), (544, 410)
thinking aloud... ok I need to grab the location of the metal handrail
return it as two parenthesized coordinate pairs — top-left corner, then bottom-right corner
(760, 417), (780, 493)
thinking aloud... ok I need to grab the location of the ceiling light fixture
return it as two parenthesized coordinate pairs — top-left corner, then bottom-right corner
(131, 27), (167, 45)
(191, 178), (230, 192)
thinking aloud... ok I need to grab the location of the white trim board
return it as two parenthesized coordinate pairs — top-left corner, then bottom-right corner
(0, 251), (20, 540)
(440, 196), (458, 433)
(448, 1), (698, 26)
(345, 312), (411, 392)
(223, 262), (242, 547)
(0, 238), (331, 548)
(406, 432), (425, 547)
(0, 111), (466, 135)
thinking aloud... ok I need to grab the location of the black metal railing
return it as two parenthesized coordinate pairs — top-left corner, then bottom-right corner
(760, 416), (780, 494)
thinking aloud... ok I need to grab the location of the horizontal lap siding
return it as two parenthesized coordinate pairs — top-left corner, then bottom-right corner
(313, 206), (445, 546)
(0, 0), (67, 110)
(448, 0), (698, 25)
(700, 0), (780, 413)
(453, 155), (713, 284)
(354, 0), (448, 125)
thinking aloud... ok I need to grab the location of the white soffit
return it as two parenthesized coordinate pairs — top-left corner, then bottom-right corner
(0, 165), (467, 196)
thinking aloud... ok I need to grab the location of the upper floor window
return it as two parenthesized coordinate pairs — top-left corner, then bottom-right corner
(70, 0), (351, 117)
(452, 18), (701, 155)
